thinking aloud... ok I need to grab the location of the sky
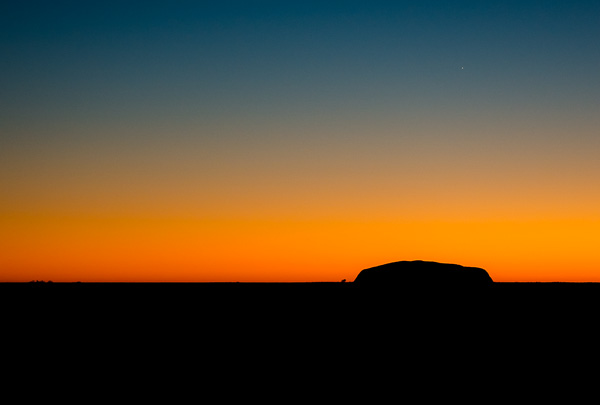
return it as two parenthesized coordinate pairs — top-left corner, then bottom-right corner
(2, 1), (600, 282)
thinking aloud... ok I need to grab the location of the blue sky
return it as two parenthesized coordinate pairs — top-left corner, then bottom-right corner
(3, 1), (598, 132)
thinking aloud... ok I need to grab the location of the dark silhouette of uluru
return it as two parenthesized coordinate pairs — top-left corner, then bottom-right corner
(354, 260), (493, 287)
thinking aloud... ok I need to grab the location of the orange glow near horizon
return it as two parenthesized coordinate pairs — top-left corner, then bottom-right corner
(2, 207), (600, 282)
(3, 124), (600, 282)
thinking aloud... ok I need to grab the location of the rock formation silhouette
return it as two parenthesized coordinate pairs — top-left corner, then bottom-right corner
(354, 260), (493, 287)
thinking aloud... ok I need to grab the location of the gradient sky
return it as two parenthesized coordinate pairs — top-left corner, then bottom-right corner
(2, 1), (600, 282)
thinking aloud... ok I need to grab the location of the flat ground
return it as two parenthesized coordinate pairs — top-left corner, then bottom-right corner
(3, 281), (596, 400)
(3, 281), (599, 321)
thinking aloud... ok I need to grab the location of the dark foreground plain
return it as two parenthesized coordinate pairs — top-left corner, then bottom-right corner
(3, 282), (599, 401)
(3, 280), (599, 318)
(3, 281), (600, 342)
